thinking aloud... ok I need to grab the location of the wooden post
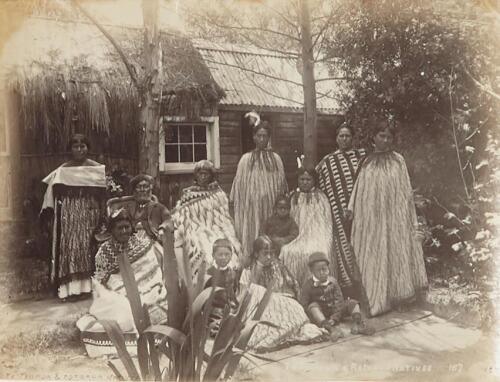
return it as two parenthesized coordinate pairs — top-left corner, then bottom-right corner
(139, 0), (162, 181)
(299, 0), (317, 168)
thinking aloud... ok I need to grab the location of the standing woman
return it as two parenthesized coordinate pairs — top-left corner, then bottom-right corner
(41, 133), (106, 301)
(316, 124), (366, 299)
(347, 121), (428, 317)
(230, 121), (288, 261)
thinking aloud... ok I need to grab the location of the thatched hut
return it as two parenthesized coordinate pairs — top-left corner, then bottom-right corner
(0, 16), (223, 222)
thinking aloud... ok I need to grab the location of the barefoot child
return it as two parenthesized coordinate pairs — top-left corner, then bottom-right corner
(261, 195), (299, 253)
(299, 252), (375, 341)
(205, 238), (239, 335)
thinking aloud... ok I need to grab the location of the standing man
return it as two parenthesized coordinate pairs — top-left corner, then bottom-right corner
(315, 124), (366, 300)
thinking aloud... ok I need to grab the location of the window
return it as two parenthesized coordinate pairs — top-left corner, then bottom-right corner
(160, 116), (220, 173)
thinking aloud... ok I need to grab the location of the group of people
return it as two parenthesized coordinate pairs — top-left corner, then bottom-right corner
(41, 113), (428, 356)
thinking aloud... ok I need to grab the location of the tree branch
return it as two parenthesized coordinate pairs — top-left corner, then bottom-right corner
(262, 2), (299, 34)
(204, 16), (300, 42)
(217, 5), (300, 57)
(203, 57), (338, 102)
(245, 75), (303, 106)
(449, 69), (470, 199)
(316, 77), (350, 82)
(311, 11), (335, 48)
(71, 0), (140, 91)
(463, 66), (500, 101)
(203, 58), (303, 87)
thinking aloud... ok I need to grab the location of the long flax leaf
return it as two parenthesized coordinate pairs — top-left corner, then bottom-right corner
(194, 260), (207, 297)
(107, 360), (125, 380)
(117, 250), (150, 380)
(143, 307), (161, 381)
(99, 319), (140, 381)
(194, 284), (217, 382)
(143, 325), (187, 346)
(225, 286), (273, 379)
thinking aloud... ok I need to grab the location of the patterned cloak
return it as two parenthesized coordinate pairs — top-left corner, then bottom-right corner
(230, 149), (288, 260)
(172, 182), (243, 276)
(280, 189), (334, 286)
(241, 283), (324, 352)
(77, 234), (167, 358)
(348, 151), (428, 317)
(41, 165), (106, 297)
(316, 149), (366, 298)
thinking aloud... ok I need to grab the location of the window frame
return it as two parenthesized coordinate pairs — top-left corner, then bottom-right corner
(159, 116), (220, 174)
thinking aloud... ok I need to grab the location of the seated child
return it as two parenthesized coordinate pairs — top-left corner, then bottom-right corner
(280, 166), (334, 286)
(244, 235), (299, 299)
(261, 195), (299, 253)
(205, 238), (239, 335)
(299, 252), (375, 341)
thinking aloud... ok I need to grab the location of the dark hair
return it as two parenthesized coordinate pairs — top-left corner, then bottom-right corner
(213, 238), (232, 253)
(107, 208), (133, 231)
(274, 194), (291, 208)
(372, 118), (396, 138)
(297, 166), (318, 185)
(130, 174), (154, 190)
(252, 120), (272, 137)
(251, 235), (274, 259)
(193, 160), (216, 182)
(67, 133), (90, 151)
(336, 123), (353, 137)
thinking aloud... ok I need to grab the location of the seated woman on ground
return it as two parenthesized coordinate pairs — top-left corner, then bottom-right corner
(239, 235), (324, 352)
(242, 235), (299, 299)
(76, 208), (168, 358)
(280, 167), (334, 286)
(260, 195), (299, 255)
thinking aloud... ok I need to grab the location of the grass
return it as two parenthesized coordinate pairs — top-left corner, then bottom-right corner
(424, 279), (495, 329)
(0, 319), (84, 356)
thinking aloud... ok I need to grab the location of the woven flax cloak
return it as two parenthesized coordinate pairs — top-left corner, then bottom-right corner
(172, 182), (243, 275)
(349, 151), (428, 317)
(280, 189), (334, 286)
(230, 150), (288, 260)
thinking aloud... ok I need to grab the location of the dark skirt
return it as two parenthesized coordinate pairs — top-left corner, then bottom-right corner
(52, 185), (104, 286)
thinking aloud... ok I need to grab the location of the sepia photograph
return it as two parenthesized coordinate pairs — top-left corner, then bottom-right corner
(0, 0), (498, 381)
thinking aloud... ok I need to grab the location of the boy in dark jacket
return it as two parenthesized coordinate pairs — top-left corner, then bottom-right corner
(300, 252), (375, 341)
(205, 238), (239, 336)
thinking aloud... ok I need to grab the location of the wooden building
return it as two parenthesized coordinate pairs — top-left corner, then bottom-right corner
(162, 40), (345, 203)
(0, 16), (345, 300)
(1, 18), (345, 220)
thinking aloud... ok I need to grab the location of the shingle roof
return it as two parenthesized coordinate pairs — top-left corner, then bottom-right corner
(194, 40), (346, 114)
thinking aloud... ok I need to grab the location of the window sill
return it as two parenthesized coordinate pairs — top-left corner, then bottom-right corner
(160, 163), (221, 175)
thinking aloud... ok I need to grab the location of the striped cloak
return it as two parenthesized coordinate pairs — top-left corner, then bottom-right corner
(230, 150), (288, 261)
(316, 149), (366, 298)
(348, 151), (428, 317)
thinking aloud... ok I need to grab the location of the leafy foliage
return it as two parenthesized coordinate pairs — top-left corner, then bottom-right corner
(99, 228), (273, 381)
(328, 0), (499, 297)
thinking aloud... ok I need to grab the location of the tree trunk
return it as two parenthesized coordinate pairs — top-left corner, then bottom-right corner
(299, 0), (317, 168)
(139, 0), (162, 180)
